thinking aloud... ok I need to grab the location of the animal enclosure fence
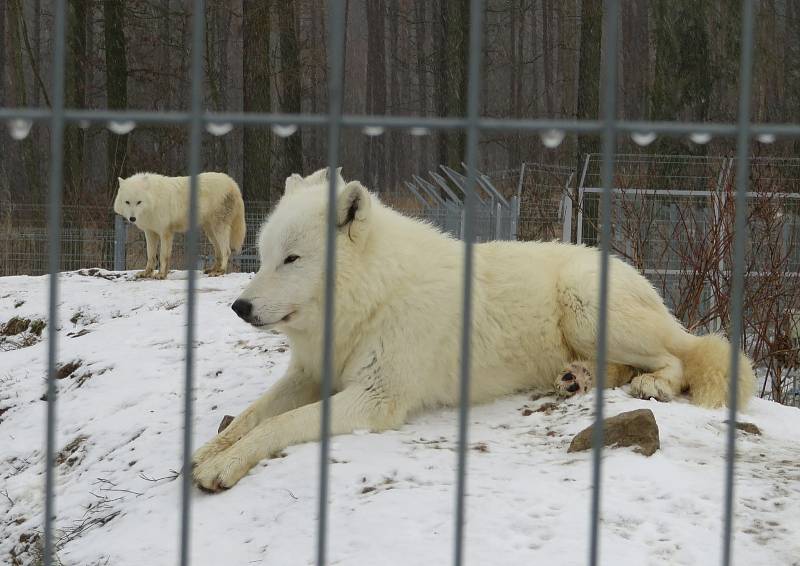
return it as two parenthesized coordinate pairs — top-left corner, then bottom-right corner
(0, 1), (785, 565)
(574, 154), (800, 407)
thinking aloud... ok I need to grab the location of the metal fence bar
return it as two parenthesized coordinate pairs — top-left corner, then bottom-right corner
(5, 105), (800, 137)
(453, 0), (483, 564)
(43, 1), (68, 564)
(318, 1), (347, 565)
(722, 1), (756, 564)
(589, 1), (620, 565)
(178, 1), (205, 565)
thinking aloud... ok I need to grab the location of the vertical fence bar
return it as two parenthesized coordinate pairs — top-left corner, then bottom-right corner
(722, 1), (755, 565)
(588, 1), (620, 565)
(178, 1), (205, 565)
(43, 2), (68, 564)
(317, 1), (347, 565)
(453, 0), (483, 564)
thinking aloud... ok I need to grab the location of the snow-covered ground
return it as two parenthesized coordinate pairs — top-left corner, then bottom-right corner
(1, 270), (798, 566)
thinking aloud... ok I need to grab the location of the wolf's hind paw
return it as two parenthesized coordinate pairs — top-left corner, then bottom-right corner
(555, 362), (594, 398)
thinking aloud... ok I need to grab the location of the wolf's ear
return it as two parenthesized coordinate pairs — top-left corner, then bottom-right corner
(335, 167), (344, 185)
(337, 181), (372, 244)
(117, 177), (124, 186)
(284, 173), (304, 195)
(303, 167), (328, 185)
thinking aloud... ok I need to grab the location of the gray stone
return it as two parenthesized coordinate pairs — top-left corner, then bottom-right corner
(568, 408), (660, 456)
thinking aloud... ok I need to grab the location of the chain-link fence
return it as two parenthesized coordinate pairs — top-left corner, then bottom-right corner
(575, 154), (800, 407)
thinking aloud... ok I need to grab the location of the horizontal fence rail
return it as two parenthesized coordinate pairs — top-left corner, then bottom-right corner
(0, 0), (781, 565)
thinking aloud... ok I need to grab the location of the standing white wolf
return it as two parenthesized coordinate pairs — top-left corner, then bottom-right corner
(113, 172), (246, 278)
(192, 168), (755, 491)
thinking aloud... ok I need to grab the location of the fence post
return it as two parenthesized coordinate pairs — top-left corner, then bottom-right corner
(495, 201), (502, 240)
(510, 196), (519, 241)
(114, 215), (126, 271)
(561, 191), (573, 243)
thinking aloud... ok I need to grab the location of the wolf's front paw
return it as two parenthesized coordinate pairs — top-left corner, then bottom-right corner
(193, 450), (252, 492)
(152, 271), (168, 280)
(629, 374), (673, 402)
(135, 269), (154, 279)
(556, 362), (594, 397)
(191, 439), (228, 469)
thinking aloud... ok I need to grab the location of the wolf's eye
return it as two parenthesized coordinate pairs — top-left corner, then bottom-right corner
(283, 254), (300, 264)
(125, 200), (130, 205)
(136, 200), (142, 205)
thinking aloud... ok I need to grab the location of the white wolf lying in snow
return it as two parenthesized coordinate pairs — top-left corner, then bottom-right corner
(113, 172), (246, 278)
(192, 167), (755, 491)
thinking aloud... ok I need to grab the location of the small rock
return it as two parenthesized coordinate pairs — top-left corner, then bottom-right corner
(56, 360), (83, 380)
(725, 420), (762, 435)
(1, 316), (30, 336)
(536, 402), (559, 414)
(568, 409), (660, 456)
(218, 414), (235, 433)
(521, 408), (533, 416)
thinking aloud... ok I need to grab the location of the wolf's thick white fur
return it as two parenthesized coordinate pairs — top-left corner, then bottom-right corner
(113, 172), (246, 278)
(192, 168), (755, 491)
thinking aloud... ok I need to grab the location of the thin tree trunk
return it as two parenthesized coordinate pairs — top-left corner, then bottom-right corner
(278, 0), (304, 183)
(365, 0), (386, 190)
(542, 0), (554, 116)
(242, 0), (272, 202)
(508, 0), (519, 168)
(576, 0), (602, 243)
(104, 0), (129, 196)
(445, 0), (468, 169)
(388, 0), (400, 191)
(435, 0), (448, 169)
(414, 0), (429, 173)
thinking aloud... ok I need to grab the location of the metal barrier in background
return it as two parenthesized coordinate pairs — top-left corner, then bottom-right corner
(0, 0), (769, 565)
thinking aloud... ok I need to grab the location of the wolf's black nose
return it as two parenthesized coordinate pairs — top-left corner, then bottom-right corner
(129, 216), (136, 222)
(231, 299), (253, 320)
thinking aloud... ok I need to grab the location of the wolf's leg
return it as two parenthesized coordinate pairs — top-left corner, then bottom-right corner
(202, 225), (221, 275)
(555, 361), (636, 398)
(193, 384), (407, 491)
(192, 368), (319, 467)
(212, 224), (231, 275)
(153, 232), (174, 279)
(135, 230), (159, 278)
(558, 275), (689, 402)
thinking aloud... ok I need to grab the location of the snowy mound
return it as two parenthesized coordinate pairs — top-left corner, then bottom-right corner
(1, 271), (799, 565)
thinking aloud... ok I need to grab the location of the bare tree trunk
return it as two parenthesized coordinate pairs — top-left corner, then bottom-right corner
(364, 0), (386, 190)
(576, 0), (602, 243)
(278, 0), (304, 183)
(8, 0), (42, 201)
(444, 0), (468, 169)
(576, 0), (601, 155)
(104, 0), (129, 196)
(557, 0), (578, 156)
(33, 0), (41, 106)
(621, 0), (648, 120)
(542, 0), (554, 116)
(65, 0), (87, 207)
(435, 0), (448, 168)
(242, 0), (272, 202)
(388, 0), (400, 191)
(414, 0), (429, 173)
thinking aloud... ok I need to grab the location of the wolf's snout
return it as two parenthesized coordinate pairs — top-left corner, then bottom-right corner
(129, 216), (136, 222)
(231, 299), (253, 320)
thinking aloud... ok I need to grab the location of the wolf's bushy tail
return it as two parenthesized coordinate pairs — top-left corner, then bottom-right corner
(679, 333), (754, 409)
